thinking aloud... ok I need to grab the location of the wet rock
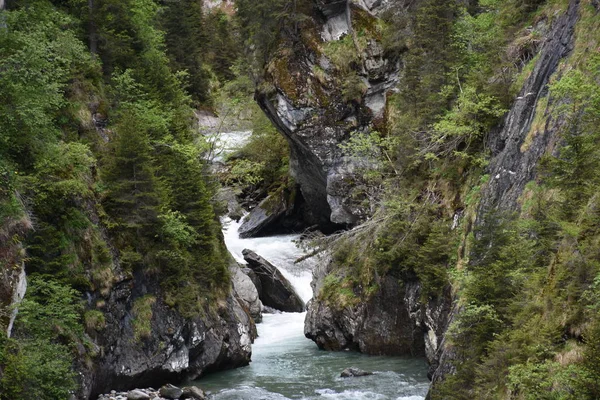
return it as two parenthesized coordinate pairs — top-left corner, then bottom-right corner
(340, 367), (373, 378)
(182, 386), (206, 400)
(127, 389), (151, 400)
(230, 261), (263, 322)
(242, 249), (305, 312)
(159, 384), (183, 399)
(243, 267), (262, 295)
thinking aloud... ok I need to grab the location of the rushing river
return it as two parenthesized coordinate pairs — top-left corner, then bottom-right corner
(190, 217), (430, 400)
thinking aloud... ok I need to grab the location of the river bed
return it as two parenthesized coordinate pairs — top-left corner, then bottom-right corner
(190, 218), (430, 400)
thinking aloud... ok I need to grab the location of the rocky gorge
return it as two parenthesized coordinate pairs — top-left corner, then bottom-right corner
(243, 0), (597, 397)
(1, 0), (599, 398)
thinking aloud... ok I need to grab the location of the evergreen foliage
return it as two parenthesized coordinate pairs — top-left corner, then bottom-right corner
(0, 0), (236, 395)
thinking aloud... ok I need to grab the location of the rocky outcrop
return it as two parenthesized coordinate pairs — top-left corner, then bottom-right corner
(238, 185), (307, 238)
(76, 236), (257, 399)
(478, 0), (579, 217)
(86, 273), (255, 398)
(428, 0), (580, 390)
(256, 0), (404, 229)
(230, 261), (263, 322)
(305, 264), (452, 359)
(242, 249), (305, 312)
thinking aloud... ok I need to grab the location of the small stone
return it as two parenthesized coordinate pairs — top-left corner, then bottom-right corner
(127, 389), (151, 400)
(340, 367), (373, 378)
(182, 386), (206, 400)
(159, 384), (183, 399)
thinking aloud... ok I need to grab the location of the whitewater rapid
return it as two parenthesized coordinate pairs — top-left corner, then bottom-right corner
(191, 217), (430, 400)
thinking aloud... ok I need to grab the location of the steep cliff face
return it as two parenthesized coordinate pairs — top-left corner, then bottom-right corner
(85, 267), (255, 398)
(428, 0), (581, 390)
(264, 0), (586, 394)
(305, 258), (452, 361)
(256, 0), (405, 229)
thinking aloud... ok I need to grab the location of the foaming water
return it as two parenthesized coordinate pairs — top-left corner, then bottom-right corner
(191, 218), (430, 399)
(221, 217), (313, 302)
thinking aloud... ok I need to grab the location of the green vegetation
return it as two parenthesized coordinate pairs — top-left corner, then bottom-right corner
(430, 3), (600, 399)
(311, 2), (600, 399)
(132, 296), (156, 341)
(1, 0), (599, 398)
(0, 278), (82, 399)
(224, 108), (291, 201)
(0, 0), (242, 397)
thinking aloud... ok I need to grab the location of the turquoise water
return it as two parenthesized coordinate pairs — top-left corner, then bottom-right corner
(191, 217), (430, 399)
(193, 312), (429, 400)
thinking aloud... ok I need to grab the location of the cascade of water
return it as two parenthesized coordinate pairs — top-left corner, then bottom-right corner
(194, 131), (429, 399)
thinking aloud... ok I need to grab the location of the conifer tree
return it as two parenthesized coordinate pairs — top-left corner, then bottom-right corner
(102, 109), (160, 262)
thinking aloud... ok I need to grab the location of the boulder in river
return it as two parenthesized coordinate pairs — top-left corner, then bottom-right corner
(126, 389), (151, 400)
(242, 249), (305, 312)
(159, 384), (183, 399)
(182, 386), (206, 400)
(340, 367), (374, 378)
(238, 185), (307, 238)
(230, 261), (263, 323)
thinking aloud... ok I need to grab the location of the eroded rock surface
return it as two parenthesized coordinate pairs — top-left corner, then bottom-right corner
(242, 249), (305, 312)
(305, 263), (451, 359)
(257, 1), (403, 229)
(86, 269), (255, 398)
(230, 261), (263, 322)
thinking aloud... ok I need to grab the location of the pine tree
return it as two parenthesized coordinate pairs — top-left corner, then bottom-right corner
(102, 109), (160, 263)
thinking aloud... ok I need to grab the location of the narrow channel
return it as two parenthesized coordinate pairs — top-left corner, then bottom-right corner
(191, 218), (430, 399)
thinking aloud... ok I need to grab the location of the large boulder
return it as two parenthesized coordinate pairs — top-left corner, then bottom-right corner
(230, 261), (263, 322)
(182, 386), (206, 400)
(242, 249), (305, 312)
(238, 185), (307, 238)
(159, 384), (183, 399)
(85, 265), (256, 398)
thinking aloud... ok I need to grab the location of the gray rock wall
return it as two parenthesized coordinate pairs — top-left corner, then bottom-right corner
(85, 269), (255, 398)
(305, 257), (451, 361)
(428, 0), (580, 390)
(257, 0), (403, 229)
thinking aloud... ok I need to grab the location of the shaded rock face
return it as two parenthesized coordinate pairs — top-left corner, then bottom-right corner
(85, 269), (255, 398)
(428, 0), (580, 390)
(305, 261), (452, 359)
(257, 1), (403, 229)
(242, 249), (305, 312)
(238, 185), (309, 238)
